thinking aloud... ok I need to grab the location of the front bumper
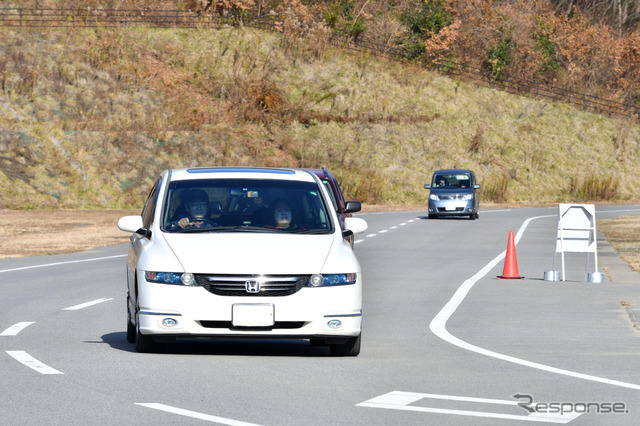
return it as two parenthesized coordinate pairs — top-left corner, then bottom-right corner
(136, 281), (362, 339)
(428, 199), (475, 216)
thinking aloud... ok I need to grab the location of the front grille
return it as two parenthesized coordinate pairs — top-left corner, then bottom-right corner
(195, 274), (309, 297)
(437, 207), (464, 212)
(199, 321), (306, 329)
(440, 194), (466, 200)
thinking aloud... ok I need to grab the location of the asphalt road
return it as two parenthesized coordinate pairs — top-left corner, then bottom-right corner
(1, 205), (640, 425)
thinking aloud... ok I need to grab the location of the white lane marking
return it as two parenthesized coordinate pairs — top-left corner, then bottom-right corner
(0, 254), (126, 274)
(6, 351), (63, 374)
(357, 391), (581, 423)
(136, 403), (261, 425)
(596, 208), (640, 216)
(63, 298), (113, 311)
(1, 322), (35, 336)
(430, 214), (640, 390)
(358, 210), (424, 216)
(358, 217), (419, 240)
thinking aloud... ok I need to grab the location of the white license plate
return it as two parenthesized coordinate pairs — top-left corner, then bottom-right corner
(232, 304), (274, 327)
(445, 205), (457, 211)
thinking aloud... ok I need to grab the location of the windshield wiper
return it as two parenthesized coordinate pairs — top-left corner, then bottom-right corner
(288, 229), (331, 234)
(179, 226), (276, 233)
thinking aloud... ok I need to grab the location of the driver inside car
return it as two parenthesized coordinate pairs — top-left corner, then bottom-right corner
(173, 189), (216, 230)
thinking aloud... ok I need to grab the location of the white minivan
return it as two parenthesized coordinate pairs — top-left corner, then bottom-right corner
(118, 167), (368, 356)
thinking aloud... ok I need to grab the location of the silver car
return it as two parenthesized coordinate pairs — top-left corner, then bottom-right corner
(424, 169), (480, 220)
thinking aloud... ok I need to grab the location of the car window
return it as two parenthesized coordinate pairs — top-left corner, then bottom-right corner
(432, 173), (472, 189)
(161, 178), (333, 233)
(141, 177), (161, 228)
(320, 178), (339, 212)
(330, 175), (347, 210)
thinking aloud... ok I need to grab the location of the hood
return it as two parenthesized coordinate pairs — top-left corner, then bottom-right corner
(161, 232), (335, 274)
(430, 188), (474, 195)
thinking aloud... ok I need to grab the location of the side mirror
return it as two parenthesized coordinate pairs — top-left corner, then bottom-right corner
(474, 184), (481, 189)
(424, 184), (431, 189)
(344, 201), (361, 213)
(118, 215), (151, 238)
(343, 217), (368, 235)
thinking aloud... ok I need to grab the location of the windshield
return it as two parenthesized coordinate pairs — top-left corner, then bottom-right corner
(431, 173), (472, 189)
(161, 178), (333, 234)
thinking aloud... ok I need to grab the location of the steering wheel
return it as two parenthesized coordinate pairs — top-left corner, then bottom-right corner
(179, 218), (217, 229)
(191, 218), (217, 226)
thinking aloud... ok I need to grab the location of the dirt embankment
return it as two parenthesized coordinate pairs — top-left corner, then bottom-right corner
(0, 209), (138, 258)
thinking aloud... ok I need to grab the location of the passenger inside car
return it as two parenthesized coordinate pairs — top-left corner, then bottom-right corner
(271, 199), (294, 229)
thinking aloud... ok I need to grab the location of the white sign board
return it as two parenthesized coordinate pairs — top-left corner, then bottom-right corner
(553, 203), (598, 281)
(555, 204), (597, 253)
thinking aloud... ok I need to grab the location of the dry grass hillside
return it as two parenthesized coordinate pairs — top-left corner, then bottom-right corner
(1, 25), (640, 211)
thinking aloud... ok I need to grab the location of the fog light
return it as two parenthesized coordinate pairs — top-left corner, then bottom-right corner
(162, 318), (178, 327)
(309, 274), (324, 287)
(181, 273), (196, 286)
(327, 319), (342, 329)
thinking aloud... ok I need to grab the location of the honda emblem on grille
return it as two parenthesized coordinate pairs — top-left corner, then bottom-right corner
(245, 280), (260, 293)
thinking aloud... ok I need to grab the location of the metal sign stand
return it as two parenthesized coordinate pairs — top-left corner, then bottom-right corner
(544, 203), (604, 282)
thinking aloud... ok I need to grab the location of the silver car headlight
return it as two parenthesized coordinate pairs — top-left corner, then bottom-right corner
(144, 271), (197, 286)
(429, 194), (440, 200)
(462, 194), (473, 200)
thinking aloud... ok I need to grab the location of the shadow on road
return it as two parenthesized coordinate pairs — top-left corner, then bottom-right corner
(101, 332), (334, 357)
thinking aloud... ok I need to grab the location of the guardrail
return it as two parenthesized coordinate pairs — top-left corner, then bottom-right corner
(0, 7), (283, 32)
(1, 7), (637, 120)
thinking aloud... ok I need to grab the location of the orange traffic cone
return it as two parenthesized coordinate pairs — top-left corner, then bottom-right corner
(497, 231), (524, 280)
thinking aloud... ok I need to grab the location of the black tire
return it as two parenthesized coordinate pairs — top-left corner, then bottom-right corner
(126, 299), (136, 344)
(330, 334), (361, 356)
(134, 298), (163, 353)
(469, 213), (476, 220)
(428, 214), (436, 219)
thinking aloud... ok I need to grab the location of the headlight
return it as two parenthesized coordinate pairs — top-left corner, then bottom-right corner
(308, 273), (357, 287)
(145, 271), (196, 286)
(429, 194), (439, 200)
(462, 194), (473, 200)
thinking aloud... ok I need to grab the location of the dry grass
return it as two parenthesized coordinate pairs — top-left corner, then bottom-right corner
(0, 209), (138, 258)
(598, 215), (640, 273)
(2, 27), (640, 210)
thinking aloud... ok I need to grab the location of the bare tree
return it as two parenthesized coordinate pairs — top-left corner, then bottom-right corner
(552, 0), (640, 34)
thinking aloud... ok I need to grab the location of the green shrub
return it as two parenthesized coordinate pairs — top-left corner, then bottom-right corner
(324, 0), (367, 40)
(398, 0), (452, 60)
(534, 18), (561, 76)
(486, 36), (513, 80)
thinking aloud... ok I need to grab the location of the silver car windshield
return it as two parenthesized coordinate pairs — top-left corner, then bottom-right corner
(162, 178), (333, 233)
(431, 173), (472, 189)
